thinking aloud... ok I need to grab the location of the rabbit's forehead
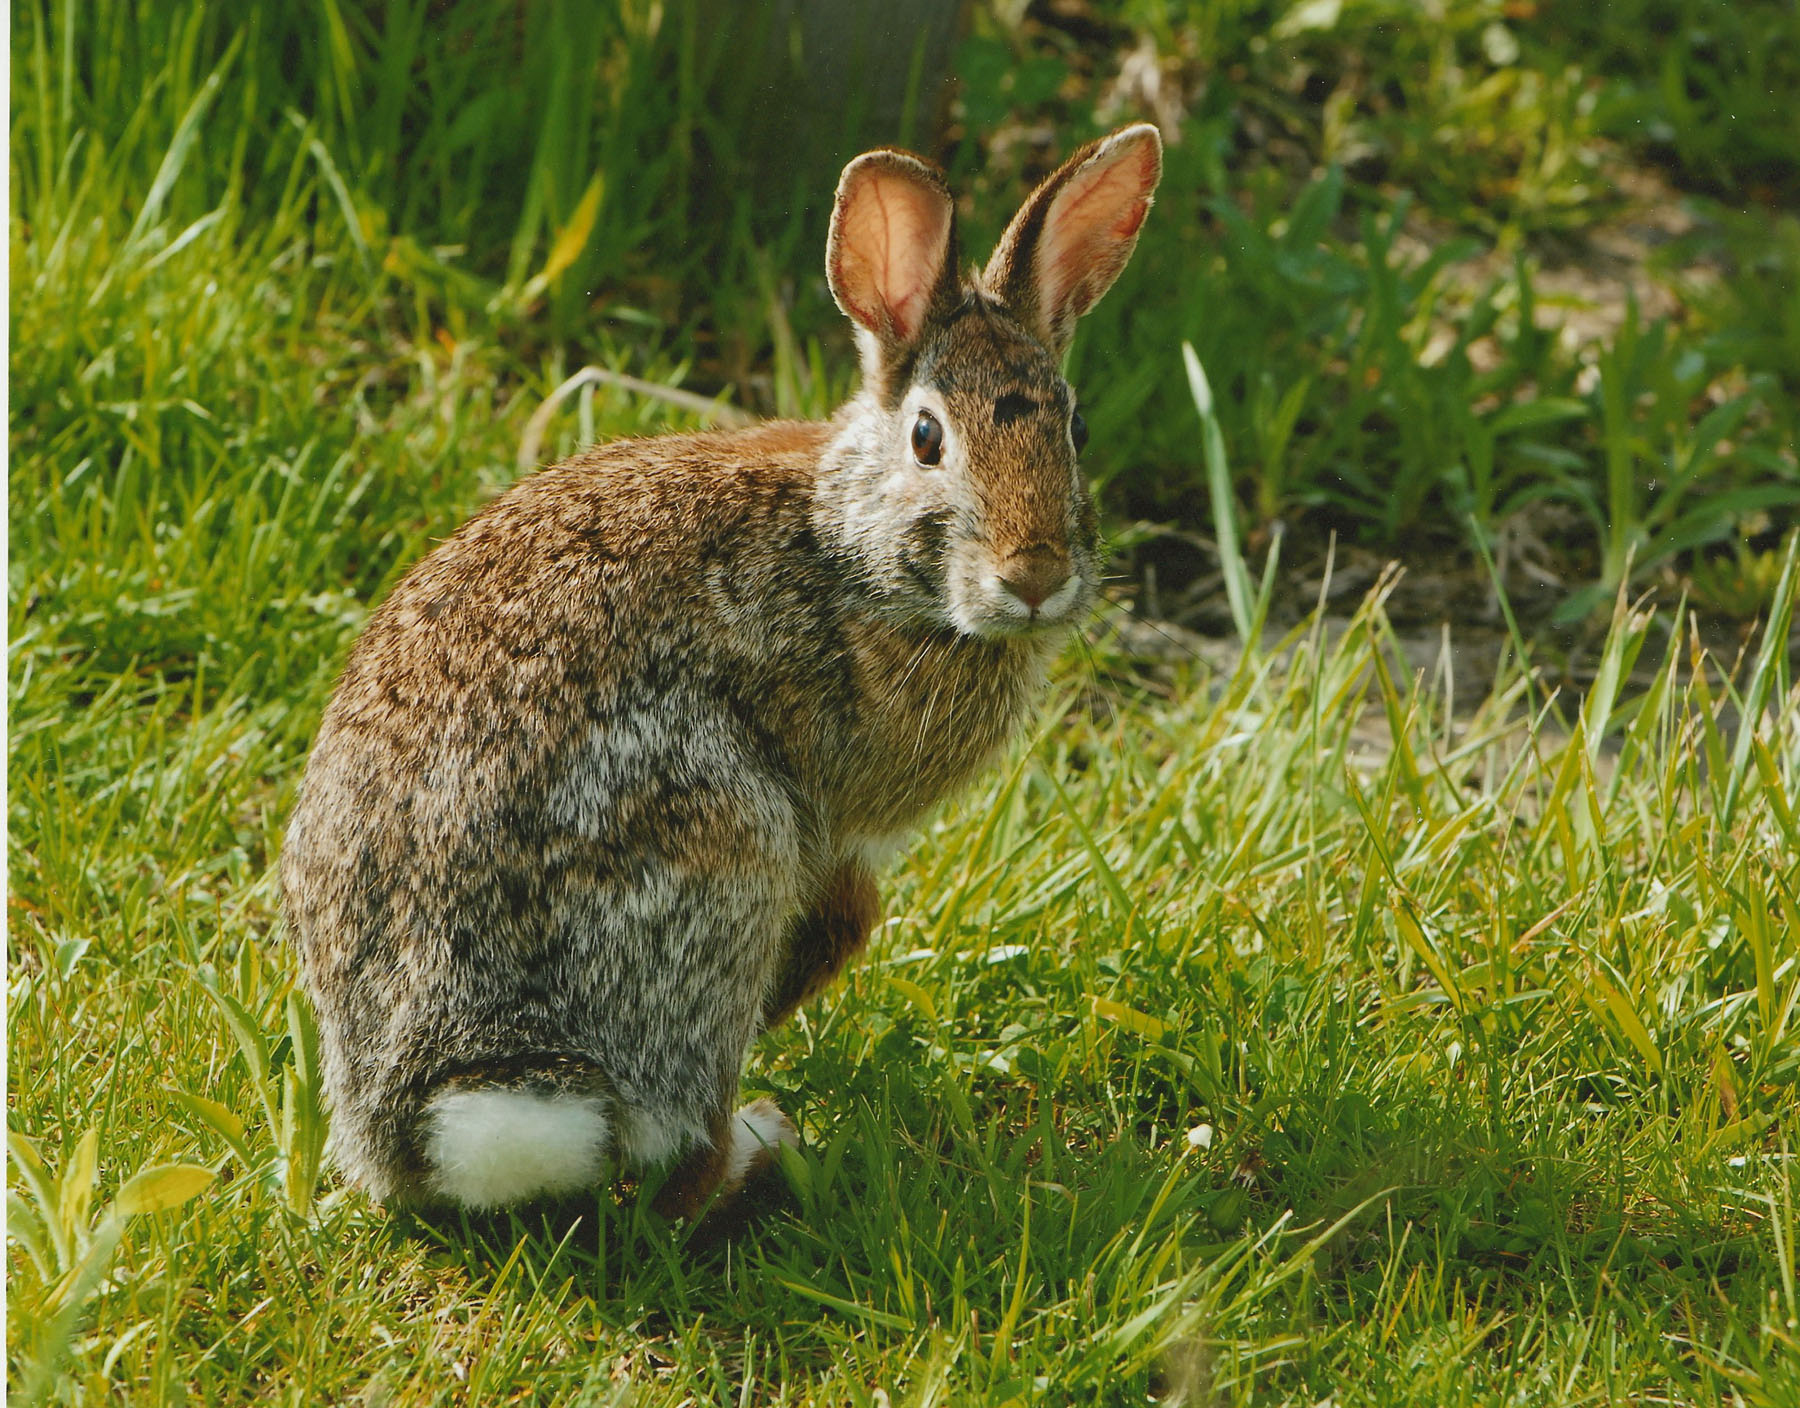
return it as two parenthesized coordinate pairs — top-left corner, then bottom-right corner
(911, 309), (1072, 425)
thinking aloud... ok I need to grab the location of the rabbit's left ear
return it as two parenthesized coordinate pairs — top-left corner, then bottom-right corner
(983, 124), (1163, 358)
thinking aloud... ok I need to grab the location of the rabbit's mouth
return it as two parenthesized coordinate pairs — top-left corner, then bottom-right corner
(949, 559), (1092, 639)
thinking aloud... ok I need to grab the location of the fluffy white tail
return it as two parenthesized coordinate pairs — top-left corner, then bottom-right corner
(423, 1088), (609, 1209)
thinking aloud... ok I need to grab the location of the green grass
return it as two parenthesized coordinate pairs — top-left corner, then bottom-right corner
(16, 0), (1799, 619)
(956, 0), (1800, 615)
(12, 496), (1800, 1399)
(11, 1), (1800, 1402)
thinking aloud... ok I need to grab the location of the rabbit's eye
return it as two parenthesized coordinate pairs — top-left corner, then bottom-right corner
(1071, 408), (1089, 454)
(911, 410), (944, 467)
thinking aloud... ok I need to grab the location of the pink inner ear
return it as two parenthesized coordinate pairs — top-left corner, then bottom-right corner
(833, 167), (952, 343)
(1037, 135), (1160, 322)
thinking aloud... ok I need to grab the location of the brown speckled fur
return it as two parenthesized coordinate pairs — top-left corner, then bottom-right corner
(282, 125), (1163, 1214)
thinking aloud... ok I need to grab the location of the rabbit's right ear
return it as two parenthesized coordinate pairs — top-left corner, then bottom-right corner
(827, 150), (960, 403)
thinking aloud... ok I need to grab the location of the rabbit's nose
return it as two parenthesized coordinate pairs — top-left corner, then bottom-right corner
(998, 546), (1072, 609)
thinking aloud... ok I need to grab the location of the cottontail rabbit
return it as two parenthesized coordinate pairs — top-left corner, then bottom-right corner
(282, 124), (1163, 1217)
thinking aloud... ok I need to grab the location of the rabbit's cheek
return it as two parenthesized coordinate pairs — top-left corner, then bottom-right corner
(1031, 567), (1090, 623)
(943, 569), (1030, 638)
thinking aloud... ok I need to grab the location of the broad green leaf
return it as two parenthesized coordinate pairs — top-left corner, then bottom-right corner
(1092, 997), (1169, 1042)
(166, 1088), (245, 1146)
(887, 975), (939, 1025)
(114, 1163), (215, 1217)
(200, 982), (277, 1130)
(7, 1130), (64, 1269)
(57, 1128), (99, 1245)
(1586, 964), (1663, 1076)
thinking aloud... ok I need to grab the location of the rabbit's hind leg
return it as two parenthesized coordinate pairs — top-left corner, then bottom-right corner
(648, 1097), (798, 1220)
(420, 1058), (616, 1211)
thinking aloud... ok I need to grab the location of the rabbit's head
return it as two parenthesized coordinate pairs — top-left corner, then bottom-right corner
(821, 125), (1163, 640)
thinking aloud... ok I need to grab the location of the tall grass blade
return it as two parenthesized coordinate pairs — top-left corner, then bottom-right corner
(1183, 341), (1254, 645)
(119, 37), (239, 253)
(1723, 529), (1799, 826)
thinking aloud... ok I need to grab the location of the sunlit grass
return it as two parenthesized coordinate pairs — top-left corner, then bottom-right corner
(11, 505), (1799, 1399)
